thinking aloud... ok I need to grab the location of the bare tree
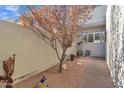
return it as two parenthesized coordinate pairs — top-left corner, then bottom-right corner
(20, 5), (94, 73)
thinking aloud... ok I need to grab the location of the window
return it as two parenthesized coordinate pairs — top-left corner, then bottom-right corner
(83, 35), (88, 42)
(88, 34), (93, 42)
(82, 34), (88, 43)
(101, 32), (106, 43)
(81, 31), (106, 43)
(94, 33), (101, 43)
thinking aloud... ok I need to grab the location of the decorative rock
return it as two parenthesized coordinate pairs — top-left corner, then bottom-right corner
(62, 64), (67, 70)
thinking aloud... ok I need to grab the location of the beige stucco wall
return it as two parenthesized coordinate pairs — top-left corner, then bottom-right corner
(66, 40), (77, 56)
(0, 21), (61, 81)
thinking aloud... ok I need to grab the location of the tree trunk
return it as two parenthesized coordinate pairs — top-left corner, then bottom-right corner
(58, 47), (67, 73)
(59, 60), (63, 73)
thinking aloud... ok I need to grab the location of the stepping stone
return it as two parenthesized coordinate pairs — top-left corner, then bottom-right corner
(62, 64), (67, 70)
(76, 62), (83, 66)
(76, 59), (84, 62)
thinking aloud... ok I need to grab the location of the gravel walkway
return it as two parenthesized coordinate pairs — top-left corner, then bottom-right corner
(14, 57), (114, 88)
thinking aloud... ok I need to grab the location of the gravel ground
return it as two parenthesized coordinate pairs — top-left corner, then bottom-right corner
(14, 57), (114, 88)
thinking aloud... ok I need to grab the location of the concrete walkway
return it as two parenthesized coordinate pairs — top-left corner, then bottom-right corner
(79, 57), (114, 88)
(14, 57), (114, 88)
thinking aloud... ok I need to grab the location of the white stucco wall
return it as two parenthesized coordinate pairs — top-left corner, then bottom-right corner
(107, 5), (124, 88)
(82, 5), (107, 29)
(0, 21), (61, 81)
(88, 5), (107, 23)
(81, 43), (106, 57)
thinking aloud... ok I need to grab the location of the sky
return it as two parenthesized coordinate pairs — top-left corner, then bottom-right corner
(0, 5), (28, 21)
(0, 5), (43, 21)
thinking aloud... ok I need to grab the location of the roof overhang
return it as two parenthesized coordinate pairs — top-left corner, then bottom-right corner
(80, 19), (106, 29)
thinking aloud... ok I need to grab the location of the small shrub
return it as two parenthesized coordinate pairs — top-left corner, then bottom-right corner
(70, 54), (75, 61)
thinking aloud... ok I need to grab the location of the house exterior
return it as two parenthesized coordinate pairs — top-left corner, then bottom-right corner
(76, 5), (107, 57)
